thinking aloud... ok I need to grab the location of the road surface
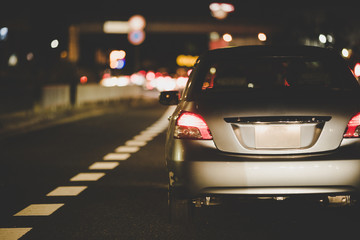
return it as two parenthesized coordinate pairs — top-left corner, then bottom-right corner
(0, 104), (359, 240)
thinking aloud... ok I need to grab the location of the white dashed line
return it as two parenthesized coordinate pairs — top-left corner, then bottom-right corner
(89, 162), (119, 170)
(146, 127), (164, 132)
(0, 228), (32, 240)
(46, 186), (87, 196)
(125, 140), (147, 147)
(140, 130), (158, 135)
(142, 129), (161, 134)
(2, 106), (176, 237)
(138, 133), (158, 139)
(115, 146), (140, 153)
(70, 173), (105, 182)
(149, 124), (167, 129)
(133, 135), (153, 141)
(103, 153), (131, 161)
(14, 204), (64, 216)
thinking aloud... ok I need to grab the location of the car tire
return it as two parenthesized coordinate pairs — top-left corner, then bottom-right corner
(168, 189), (193, 224)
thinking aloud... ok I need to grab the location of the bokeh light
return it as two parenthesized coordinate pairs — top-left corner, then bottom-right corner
(222, 33), (232, 42)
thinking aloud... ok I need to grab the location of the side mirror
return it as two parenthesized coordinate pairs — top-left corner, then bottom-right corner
(159, 91), (180, 105)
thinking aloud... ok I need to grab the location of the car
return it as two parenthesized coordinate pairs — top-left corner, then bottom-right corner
(159, 45), (360, 223)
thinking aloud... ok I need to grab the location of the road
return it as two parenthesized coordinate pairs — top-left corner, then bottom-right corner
(0, 104), (360, 240)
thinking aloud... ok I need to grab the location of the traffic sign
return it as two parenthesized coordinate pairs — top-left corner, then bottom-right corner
(128, 30), (145, 45)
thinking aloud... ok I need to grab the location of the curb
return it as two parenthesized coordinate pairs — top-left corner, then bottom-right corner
(0, 98), (159, 139)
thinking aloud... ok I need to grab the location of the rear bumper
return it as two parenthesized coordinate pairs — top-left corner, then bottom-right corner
(166, 139), (360, 198)
(183, 160), (360, 196)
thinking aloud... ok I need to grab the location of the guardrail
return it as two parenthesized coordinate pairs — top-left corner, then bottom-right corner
(0, 84), (155, 136)
(41, 85), (71, 109)
(40, 84), (143, 109)
(76, 84), (142, 106)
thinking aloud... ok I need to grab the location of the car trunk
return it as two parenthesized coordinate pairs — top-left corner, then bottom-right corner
(197, 88), (359, 155)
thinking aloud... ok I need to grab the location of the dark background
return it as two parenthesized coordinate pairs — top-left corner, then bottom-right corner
(1, 0), (359, 109)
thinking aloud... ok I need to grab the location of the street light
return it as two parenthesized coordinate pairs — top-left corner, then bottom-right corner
(341, 48), (351, 59)
(0, 27), (8, 41)
(51, 39), (59, 49)
(258, 33), (267, 42)
(8, 54), (18, 67)
(209, 3), (235, 20)
(319, 34), (327, 44)
(222, 33), (232, 42)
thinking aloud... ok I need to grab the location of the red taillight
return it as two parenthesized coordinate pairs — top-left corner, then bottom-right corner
(344, 113), (360, 138)
(354, 63), (360, 78)
(174, 112), (212, 140)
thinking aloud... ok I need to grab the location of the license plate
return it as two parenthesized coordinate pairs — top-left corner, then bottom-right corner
(255, 125), (301, 149)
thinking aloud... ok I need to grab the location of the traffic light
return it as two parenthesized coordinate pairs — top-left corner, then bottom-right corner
(109, 50), (126, 69)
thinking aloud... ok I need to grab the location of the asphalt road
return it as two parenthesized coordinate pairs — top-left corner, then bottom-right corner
(1, 104), (360, 240)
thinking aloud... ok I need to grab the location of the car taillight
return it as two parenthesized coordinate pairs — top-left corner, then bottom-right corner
(174, 112), (212, 140)
(344, 113), (360, 138)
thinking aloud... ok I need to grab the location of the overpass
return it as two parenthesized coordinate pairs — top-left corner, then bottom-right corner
(68, 21), (277, 63)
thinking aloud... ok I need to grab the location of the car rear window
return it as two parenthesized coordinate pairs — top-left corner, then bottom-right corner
(200, 57), (357, 92)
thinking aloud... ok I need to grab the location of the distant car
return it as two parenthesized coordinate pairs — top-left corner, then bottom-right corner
(160, 45), (360, 222)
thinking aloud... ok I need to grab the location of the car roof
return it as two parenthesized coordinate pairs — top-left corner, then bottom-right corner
(202, 45), (339, 60)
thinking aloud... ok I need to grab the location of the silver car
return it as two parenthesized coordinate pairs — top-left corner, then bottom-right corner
(159, 46), (360, 222)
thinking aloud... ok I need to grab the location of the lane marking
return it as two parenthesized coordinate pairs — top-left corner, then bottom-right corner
(0, 106), (176, 236)
(133, 135), (153, 141)
(138, 132), (159, 138)
(146, 126), (165, 131)
(14, 204), (64, 216)
(125, 140), (147, 147)
(141, 130), (159, 135)
(103, 153), (131, 161)
(115, 146), (140, 153)
(146, 124), (167, 130)
(89, 162), (119, 170)
(142, 129), (162, 134)
(0, 228), (32, 240)
(70, 173), (105, 182)
(46, 186), (87, 196)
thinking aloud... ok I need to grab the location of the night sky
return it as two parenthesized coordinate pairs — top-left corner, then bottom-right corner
(1, 0), (359, 80)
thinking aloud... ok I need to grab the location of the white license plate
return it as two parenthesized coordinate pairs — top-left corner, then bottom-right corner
(255, 125), (301, 149)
